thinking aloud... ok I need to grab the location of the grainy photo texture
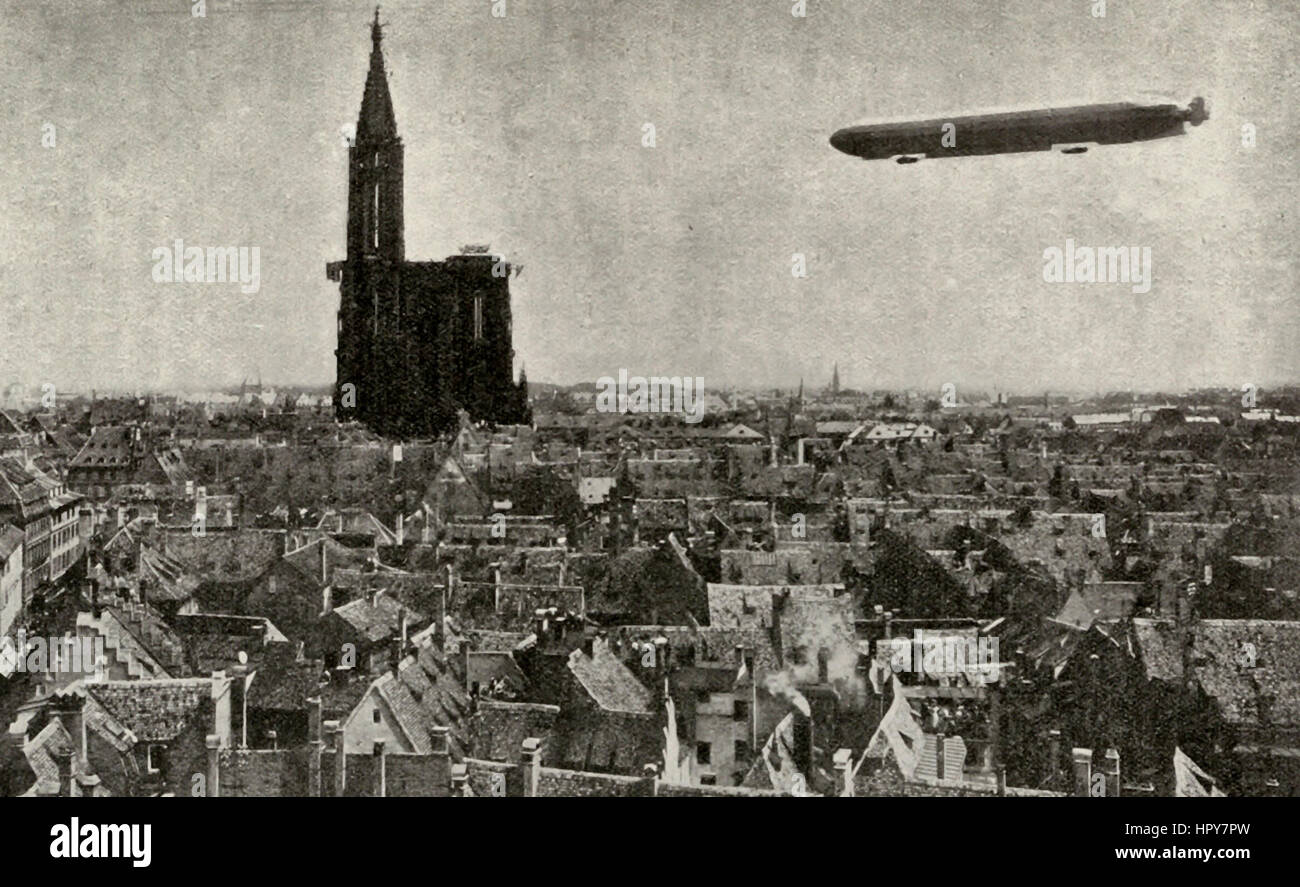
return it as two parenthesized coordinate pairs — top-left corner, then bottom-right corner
(0, 0), (1296, 823)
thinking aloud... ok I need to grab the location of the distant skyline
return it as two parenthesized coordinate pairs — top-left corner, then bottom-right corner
(2, 0), (1297, 395)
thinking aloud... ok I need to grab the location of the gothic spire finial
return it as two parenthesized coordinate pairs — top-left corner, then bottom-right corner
(372, 7), (382, 45)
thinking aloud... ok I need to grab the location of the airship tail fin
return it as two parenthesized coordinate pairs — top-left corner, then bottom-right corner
(1187, 96), (1208, 126)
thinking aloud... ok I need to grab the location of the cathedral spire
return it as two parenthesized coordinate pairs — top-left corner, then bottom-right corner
(357, 6), (397, 144)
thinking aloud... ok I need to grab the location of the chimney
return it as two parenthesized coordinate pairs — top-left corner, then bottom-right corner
(437, 566), (452, 646)
(326, 720), (345, 797)
(53, 745), (74, 797)
(322, 585), (332, 616)
(229, 664), (248, 748)
(57, 698), (87, 764)
(1072, 748), (1093, 797)
(373, 740), (386, 798)
(996, 764), (1007, 796)
(988, 682), (1002, 770)
(205, 734), (221, 798)
(1178, 581), (1197, 691)
(430, 725), (449, 756)
(521, 737), (543, 797)
(1047, 729), (1062, 785)
(211, 669), (231, 747)
(792, 709), (814, 783)
(307, 696), (323, 798)
(395, 512), (404, 546)
(832, 748), (854, 797)
(450, 763), (469, 797)
(1102, 748), (1121, 797)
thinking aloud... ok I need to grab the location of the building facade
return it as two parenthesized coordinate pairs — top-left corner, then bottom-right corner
(329, 14), (528, 438)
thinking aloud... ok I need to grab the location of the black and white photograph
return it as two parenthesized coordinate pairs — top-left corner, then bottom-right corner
(0, 0), (1295, 856)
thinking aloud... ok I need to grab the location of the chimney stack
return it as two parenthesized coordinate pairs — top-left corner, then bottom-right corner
(450, 763), (469, 797)
(1047, 729), (1062, 785)
(205, 734), (221, 797)
(57, 698), (87, 765)
(307, 696), (323, 798)
(521, 737), (543, 797)
(373, 740), (386, 798)
(326, 720), (345, 797)
(229, 664), (248, 748)
(792, 708), (814, 783)
(53, 745), (74, 797)
(1102, 748), (1121, 797)
(437, 566), (451, 647)
(832, 748), (854, 797)
(1072, 748), (1093, 797)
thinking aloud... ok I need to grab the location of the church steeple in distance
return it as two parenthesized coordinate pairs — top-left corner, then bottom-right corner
(347, 6), (404, 263)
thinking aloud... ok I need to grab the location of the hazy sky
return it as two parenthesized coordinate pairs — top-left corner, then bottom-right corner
(1, 0), (1296, 396)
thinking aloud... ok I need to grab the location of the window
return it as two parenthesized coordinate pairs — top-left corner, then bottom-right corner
(697, 742), (711, 765)
(372, 708), (382, 724)
(700, 775), (717, 786)
(733, 700), (749, 722)
(734, 740), (750, 760)
(146, 744), (165, 774)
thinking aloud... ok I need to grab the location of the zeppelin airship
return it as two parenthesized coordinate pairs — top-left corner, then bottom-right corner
(829, 97), (1207, 163)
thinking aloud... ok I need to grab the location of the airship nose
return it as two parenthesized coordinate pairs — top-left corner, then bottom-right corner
(829, 130), (853, 154)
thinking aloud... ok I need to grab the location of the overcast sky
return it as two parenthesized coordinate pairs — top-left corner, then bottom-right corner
(1, 0), (1295, 397)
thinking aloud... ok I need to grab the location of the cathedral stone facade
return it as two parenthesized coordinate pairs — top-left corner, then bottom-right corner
(329, 13), (528, 437)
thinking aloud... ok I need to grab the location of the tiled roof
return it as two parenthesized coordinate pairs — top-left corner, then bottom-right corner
(331, 594), (423, 644)
(1133, 618), (1300, 730)
(23, 718), (74, 794)
(706, 583), (839, 629)
(567, 638), (654, 714)
(84, 678), (213, 742)
(467, 701), (559, 762)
